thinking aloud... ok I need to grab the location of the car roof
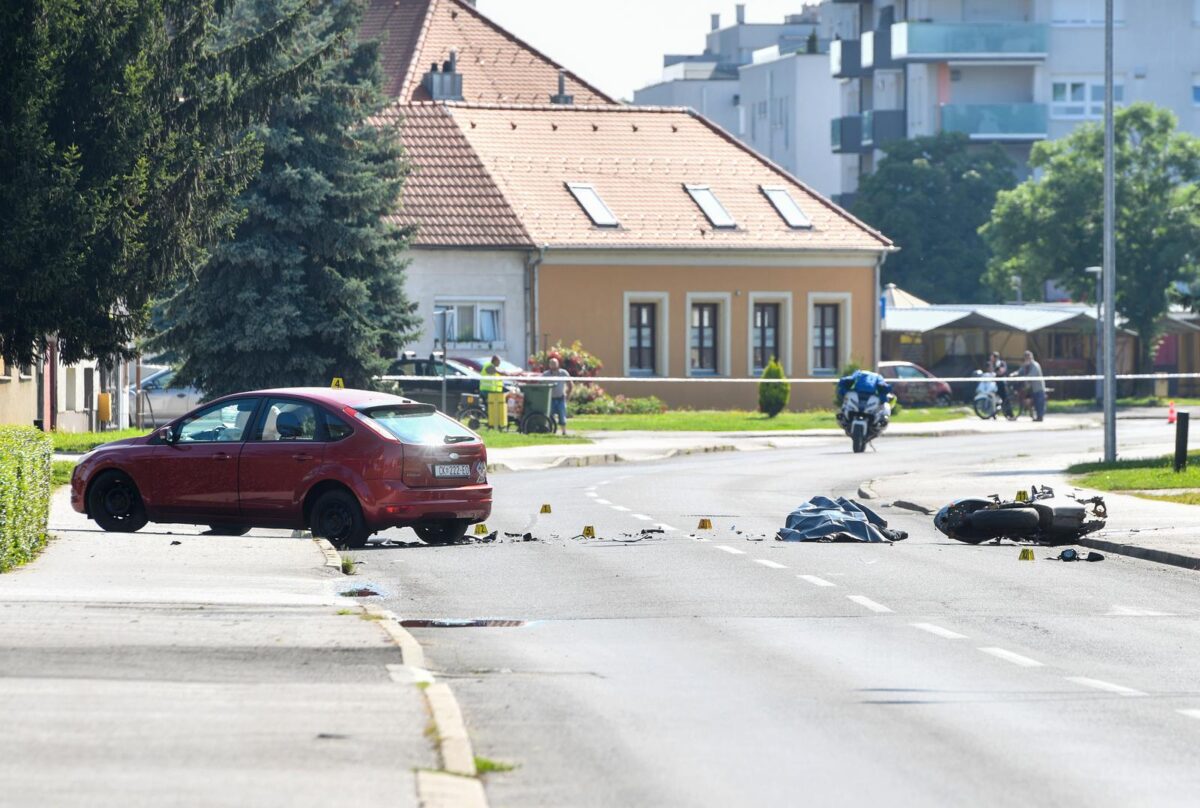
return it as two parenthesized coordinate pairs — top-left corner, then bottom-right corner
(214, 387), (423, 409)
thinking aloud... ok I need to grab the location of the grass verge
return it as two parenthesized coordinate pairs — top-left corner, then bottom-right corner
(51, 428), (149, 453)
(51, 460), (76, 488)
(1048, 396), (1200, 414)
(570, 407), (968, 432)
(478, 430), (590, 449)
(1068, 451), (1200, 491)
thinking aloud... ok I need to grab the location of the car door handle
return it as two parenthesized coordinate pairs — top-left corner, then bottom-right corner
(213, 452), (231, 461)
(291, 453), (314, 461)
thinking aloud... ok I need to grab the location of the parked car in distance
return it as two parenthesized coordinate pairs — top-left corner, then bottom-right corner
(878, 361), (954, 407)
(387, 356), (523, 423)
(127, 368), (202, 427)
(451, 356), (527, 376)
(71, 387), (492, 547)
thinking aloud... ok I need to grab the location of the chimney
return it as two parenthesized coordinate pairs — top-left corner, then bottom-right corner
(550, 69), (574, 105)
(711, 13), (720, 30)
(736, 4), (746, 24)
(423, 48), (463, 101)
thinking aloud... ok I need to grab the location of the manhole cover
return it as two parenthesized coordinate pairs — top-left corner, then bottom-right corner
(400, 619), (526, 628)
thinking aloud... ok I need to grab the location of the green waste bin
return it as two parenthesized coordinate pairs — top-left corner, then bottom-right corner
(518, 383), (555, 434)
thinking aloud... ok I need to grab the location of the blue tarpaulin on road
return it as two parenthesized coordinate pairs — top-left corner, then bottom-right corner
(776, 496), (907, 543)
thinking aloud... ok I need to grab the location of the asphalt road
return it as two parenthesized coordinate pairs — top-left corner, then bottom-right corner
(359, 422), (1200, 807)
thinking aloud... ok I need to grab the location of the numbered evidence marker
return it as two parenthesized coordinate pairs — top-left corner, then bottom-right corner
(331, 377), (345, 389)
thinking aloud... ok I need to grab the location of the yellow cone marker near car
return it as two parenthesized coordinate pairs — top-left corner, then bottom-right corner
(1019, 548), (1036, 561)
(697, 518), (713, 530)
(474, 523), (489, 536)
(540, 504), (552, 514)
(582, 525), (596, 538)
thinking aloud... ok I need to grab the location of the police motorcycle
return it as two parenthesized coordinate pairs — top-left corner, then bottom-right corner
(836, 371), (896, 454)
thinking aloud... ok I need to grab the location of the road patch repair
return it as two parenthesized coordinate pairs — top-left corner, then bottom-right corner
(775, 496), (908, 543)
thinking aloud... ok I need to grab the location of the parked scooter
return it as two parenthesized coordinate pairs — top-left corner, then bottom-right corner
(972, 370), (1017, 420)
(934, 486), (1107, 545)
(836, 391), (894, 454)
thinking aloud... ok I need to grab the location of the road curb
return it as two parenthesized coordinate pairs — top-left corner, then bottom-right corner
(416, 771), (488, 808)
(857, 480), (878, 500)
(425, 683), (478, 776)
(312, 538), (343, 570)
(1078, 536), (1200, 572)
(487, 444), (736, 473)
(363, 607), (426, 669)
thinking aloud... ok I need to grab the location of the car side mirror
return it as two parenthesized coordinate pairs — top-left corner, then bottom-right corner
(156, 425), (176, 445)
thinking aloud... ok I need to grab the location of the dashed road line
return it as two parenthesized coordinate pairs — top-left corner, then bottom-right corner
(585, 492), (598, 498)
(1177, 709), (1200, 720)
(715, 545), (746, 555)
(1108, 605), (1173, 617)
(979, 647), (1043, 668)
(594, 498), (612, 505)
(911, 622), (967, 639)
(611, 505), (631, 512)
(847, 595), (893, 613)
(754, 559), (787, 569)
(1065, 676), (1146, 696)
(798, 575), (836, 587)
(632, 513), (653, 521)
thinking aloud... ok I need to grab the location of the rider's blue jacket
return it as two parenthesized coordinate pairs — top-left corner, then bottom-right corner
(836, 370), (892, 402)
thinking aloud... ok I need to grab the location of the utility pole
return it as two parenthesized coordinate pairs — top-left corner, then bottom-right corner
(1102, 0), (1117, 462)
(1086, 266), (1102, 404)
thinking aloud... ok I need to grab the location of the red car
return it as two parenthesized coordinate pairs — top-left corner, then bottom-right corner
(877, 361), (954, 407)
(71, 388), (492, 547)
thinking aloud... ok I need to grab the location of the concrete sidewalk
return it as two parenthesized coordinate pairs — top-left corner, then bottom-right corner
(0, 490), (435, 808)
(487, 412), (1102, 472)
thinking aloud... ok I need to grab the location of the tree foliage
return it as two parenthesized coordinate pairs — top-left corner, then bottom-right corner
(150, 0), (418, 397)
(982, 103), (1200, 370)
(0, 0), (331, 366)
(853, 133), (1017, 303)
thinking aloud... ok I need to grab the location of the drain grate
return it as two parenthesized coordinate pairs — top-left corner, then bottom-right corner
(400, 619), (526, 628)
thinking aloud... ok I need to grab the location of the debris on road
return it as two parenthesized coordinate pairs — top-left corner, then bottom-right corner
(1055, 548), (1105, 562)
(776, 497), (908, 543)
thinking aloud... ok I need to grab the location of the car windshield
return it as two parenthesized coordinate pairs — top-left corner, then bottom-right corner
(475, 357), (524, 374)
(362, 406), (477, 445)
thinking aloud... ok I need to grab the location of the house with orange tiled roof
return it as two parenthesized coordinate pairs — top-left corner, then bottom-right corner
(362, 0), (894, 409)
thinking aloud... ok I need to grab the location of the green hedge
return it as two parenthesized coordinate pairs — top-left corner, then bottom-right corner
(0, 426), (53, 572)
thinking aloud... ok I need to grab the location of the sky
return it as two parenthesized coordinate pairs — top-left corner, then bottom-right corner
(474, 1), (815, 101)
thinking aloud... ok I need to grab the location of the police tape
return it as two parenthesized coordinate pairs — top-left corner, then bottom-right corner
(377, 372), (1200, 385)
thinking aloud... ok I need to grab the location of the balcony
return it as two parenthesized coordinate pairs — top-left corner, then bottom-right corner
(891, 22), (1048, 61)
(862, 109), (905, 149)
(831, 115), (864, 153)
(861, 29), (896, 71)
(830, 38), (864, 79)
(940, 103), (1048, 141)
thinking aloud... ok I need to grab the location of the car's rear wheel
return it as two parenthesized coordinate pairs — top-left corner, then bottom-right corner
(935, 393), (952, 407)
(414, 520), (471, 546)
(207, 525), (251, 536)
(310, 490), (370, 549)
(88, 470), (148, 533)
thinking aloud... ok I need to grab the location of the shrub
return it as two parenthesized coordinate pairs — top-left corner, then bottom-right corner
(0, 426), (52, 572)
(758, 358), (790, 417)
(529, 340), (602, 378)
(571, 393), (666, 416)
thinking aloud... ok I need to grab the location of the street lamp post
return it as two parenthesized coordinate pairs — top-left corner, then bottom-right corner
(1102, 0), (1117, 461)
(1086, 266), (1102, 404)
(431, 309), (449, 414)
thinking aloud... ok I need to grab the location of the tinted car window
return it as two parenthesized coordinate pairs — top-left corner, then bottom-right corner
(259, 399), (320, 442)
(363, 406), (475, 445)
(323, 410), (354, 441)
(177, 399), (259, 443)
(897, 366), (924, 380)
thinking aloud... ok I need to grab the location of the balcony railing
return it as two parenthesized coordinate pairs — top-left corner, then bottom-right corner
(831, 115), (864, 153)
(862, 109), (905, 149)
(940, 103), (1048, 140)
(891, 22), (1048, 61)
(862, 27), (895, 70)
(830, 38), (864, 78)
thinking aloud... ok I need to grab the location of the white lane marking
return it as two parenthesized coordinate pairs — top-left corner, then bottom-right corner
(597, 480), (611, 486)
(847, 595), (893, 613)
(632, 513), (653, 521)
(611, 505), (631, 512)
(798, 575), (836, 587)
(715, 545), (746, 555)
(911, 622), (967, 640)
(1065, 677), (1146, 697)
(1177, 709), (1200, 720)
(594, 498), (612, 505)
(1108, 605), (1172, 617)
(754, 559), (787, 569)
(658, 523), (678, 532)
(979, 647), (1043, 668)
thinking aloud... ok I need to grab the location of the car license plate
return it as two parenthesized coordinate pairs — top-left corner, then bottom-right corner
(434, 463), (471, 478)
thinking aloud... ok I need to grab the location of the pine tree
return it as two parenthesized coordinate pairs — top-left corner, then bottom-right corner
(153, 0), (419, 397)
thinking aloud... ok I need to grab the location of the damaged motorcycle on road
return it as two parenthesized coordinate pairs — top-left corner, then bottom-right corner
(934, 486), (1107, 545)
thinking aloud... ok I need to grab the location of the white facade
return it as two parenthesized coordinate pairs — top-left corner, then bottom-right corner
(404, 249), (529, 365)
(634, 73), (742, 135)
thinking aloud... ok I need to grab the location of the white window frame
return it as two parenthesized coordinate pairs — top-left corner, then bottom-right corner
(684, 185), (737, 229)
(747, 293), (793, 376)
(806, 292), (852, 377)
(760, 186), (813, 229)
(1050, 0), (1125, 26)
(433, 297), (506, 349)
(622, 292), (670, 378)
(1050, 75), (1124, 120)
(685, 292), (732, 377)
(565, 182), (620, 228)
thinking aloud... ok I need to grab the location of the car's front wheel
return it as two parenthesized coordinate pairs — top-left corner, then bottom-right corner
(207, 525), (251, 536)
(310, 490), (370, 549)
(414, 520), (471, 545)
(88, 470), (148, 533)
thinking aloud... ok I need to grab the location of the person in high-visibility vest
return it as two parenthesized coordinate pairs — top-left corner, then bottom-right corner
(481, 355), (507, 430)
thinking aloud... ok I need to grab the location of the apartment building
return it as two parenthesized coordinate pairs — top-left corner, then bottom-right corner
(831, 0), (1200, 203)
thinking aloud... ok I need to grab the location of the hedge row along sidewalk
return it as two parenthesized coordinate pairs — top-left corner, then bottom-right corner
(0, 425), (52, 572)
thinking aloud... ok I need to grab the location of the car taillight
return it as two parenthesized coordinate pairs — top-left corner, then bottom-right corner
(343, 406), (399, 442)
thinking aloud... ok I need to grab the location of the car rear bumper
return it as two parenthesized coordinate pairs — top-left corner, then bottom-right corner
(362, 480), (493, 529)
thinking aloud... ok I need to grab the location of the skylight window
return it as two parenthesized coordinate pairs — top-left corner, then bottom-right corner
(761, 186), (813, 229)
(685, 185), (736, 229)
(566, 182), (619, 228)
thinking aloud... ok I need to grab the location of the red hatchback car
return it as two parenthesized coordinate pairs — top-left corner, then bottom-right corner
(71, 388), (492, 547)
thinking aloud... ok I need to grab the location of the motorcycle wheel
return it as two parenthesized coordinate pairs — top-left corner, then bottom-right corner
(973, 398), (995, 420)
(852, 433), (867, 453)
(967, 507), (1040, 537)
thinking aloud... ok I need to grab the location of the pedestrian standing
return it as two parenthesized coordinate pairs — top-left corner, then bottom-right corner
(543, 357), (573, 436)
(1018, 350), (1046, 422)
(481, 355), (507, 430)
(990, 351), (1010, 415)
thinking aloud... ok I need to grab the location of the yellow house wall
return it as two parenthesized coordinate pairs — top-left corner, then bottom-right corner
(0, 374), (38, 427)
(537, 260), (878, 410)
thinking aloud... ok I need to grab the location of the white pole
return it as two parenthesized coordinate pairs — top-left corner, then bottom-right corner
(1102, 0), (1117, 462)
